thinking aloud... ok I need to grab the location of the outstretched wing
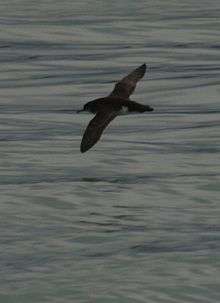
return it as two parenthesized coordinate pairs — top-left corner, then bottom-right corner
(109, 63), (146, 99)
(80, 108), (118, 153)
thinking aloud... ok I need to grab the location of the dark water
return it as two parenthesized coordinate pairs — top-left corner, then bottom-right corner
(1, 1), (220, 302)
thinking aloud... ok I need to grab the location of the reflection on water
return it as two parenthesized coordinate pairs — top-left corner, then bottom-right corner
(1, 0), (220, 302)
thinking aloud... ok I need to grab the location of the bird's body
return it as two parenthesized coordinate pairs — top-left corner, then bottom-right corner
(82, 96), (153, 115)
(78, 64), (153, 153)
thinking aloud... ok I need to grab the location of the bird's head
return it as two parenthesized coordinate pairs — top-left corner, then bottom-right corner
(77, 103), (89, 113)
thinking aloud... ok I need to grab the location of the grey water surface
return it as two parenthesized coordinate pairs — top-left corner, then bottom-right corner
(1, 0), (220, 302)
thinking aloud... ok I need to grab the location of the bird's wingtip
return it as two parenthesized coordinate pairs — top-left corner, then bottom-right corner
(139, 63), (147, 72)
(80, 146), (87, 153)
(80, 142), (91, 153)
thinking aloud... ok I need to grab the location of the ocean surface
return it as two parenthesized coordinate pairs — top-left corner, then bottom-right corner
(1, 1), (220, 302)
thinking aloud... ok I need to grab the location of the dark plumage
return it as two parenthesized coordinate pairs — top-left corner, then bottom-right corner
(78, 63), (153, 153)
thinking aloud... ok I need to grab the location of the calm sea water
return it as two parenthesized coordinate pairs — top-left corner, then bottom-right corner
(1, 1), (220, 302)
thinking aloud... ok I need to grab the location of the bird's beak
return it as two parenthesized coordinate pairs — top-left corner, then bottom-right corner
(76, 109), (84, 113)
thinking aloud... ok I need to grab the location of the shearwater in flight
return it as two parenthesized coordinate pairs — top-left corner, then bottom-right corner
(77, 63), (153, 153)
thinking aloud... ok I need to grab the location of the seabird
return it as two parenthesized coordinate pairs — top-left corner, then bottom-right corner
(78, 63), (153, 153)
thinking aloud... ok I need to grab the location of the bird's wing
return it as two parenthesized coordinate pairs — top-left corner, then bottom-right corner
(80, 108), (119, 153)
(109, 63), (146, 99)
